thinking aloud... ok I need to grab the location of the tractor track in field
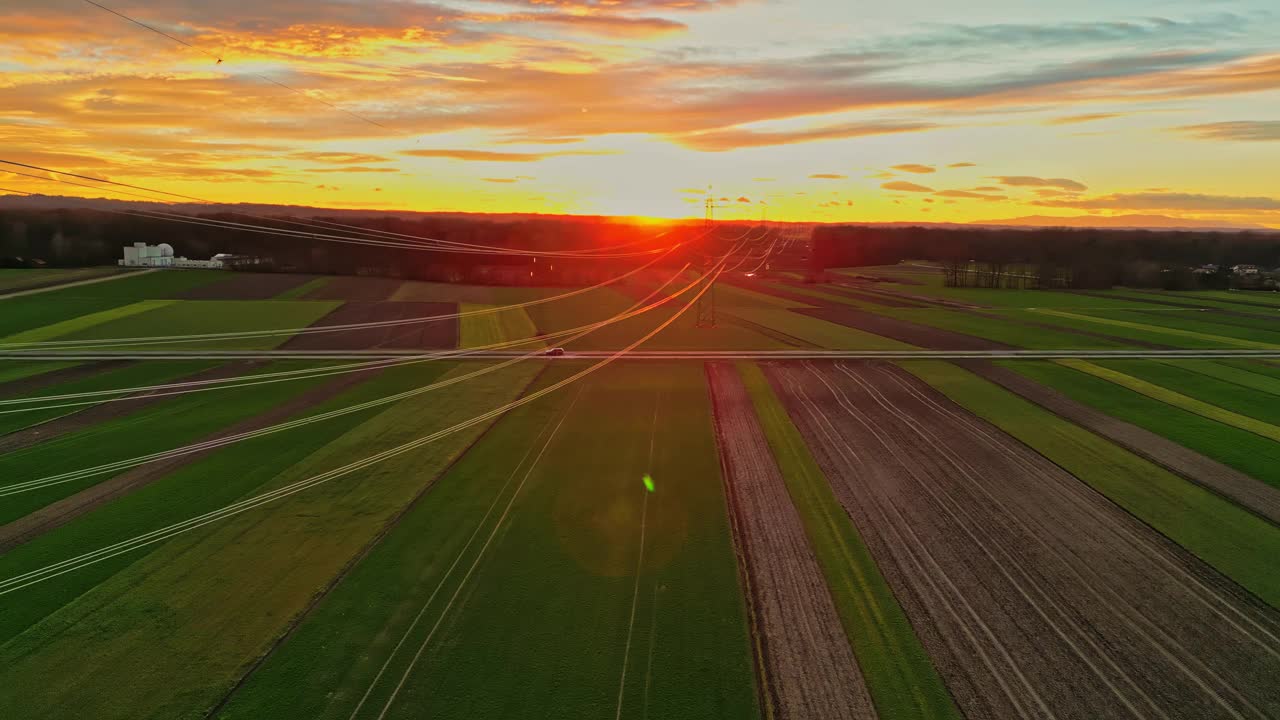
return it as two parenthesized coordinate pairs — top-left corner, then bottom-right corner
(0, 366), (387, 553)
(767, 359), (1280, 720)
(706, 362), (876, 720)
(955, 359), (1280, 525)
(0, 361), (261, 454)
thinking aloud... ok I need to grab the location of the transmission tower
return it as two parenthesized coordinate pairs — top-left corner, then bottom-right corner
(697, 187), (717, 328)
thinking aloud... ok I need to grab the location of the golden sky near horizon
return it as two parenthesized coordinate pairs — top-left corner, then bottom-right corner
(2, 0), (1279, 226)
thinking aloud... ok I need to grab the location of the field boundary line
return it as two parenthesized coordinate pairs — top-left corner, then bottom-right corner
(204, 362), (551, 718)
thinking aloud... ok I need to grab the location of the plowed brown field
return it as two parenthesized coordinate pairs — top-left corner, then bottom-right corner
(706, 362), (876, 720)
(768, 359), (1280, 720)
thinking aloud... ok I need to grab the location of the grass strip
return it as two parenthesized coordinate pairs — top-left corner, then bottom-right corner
(1058, 359), (1280, 442)
(0, 300), (174, 344)
(739, 361), (960, 720)
(1032, 309), (1278, 349)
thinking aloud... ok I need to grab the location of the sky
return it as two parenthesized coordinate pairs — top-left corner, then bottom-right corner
(1, 0), (1278, 226)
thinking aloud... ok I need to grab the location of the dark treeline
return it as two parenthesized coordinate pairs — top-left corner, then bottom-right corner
(813, 225), (1280, 289)
(0, 209), (719, 285)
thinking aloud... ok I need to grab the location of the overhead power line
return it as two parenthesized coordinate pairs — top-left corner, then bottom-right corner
(80, 0), (393, 132)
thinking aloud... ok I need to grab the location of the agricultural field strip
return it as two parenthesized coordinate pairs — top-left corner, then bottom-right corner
(457, 302), (539, 349)
(0, 268), (149, 299)
(0, 367), (379, 553)
(0, 300), (175, 344)
(707, 362), (877, 720)
(0, 265), (707, 500)
(0, 264), (718, 595)
(1080, 306), (1280, 341)
(1094, 360), (1280, 425)
(1057, 359), (1280, 442)
(0, 360), (224, 447)
(0, 243), (681, 351)
(347, 386), (584, 720)
(0, 268), (118, 293)
(0, 264), (698, 425)
(782, 361), (1280, 718)
(773, 363), (1056, 720)
(1158, 359), (1280, 396)
(740, 361), (960, 720)
(855, 358), (1280, 707)
(905, 360), (1280, 604)
(1031, 309), (1280, 349)
(612, 390), (661, 720)
(961, 360), (1280, 526)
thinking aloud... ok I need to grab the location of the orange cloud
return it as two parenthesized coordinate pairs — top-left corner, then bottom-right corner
(290, 152), (391, 164)
(891, 163), (935, 174)
(1175, 121), (1280, 141)
(810, 173), (847, 180)
(1045, 112), (1120, 125)
(304, 166), (399, 173)
(1034, 192), (1280, 212)
(934, 189), (1006, 200)
(992, 175), (1088, 191)
(676, 121), (935, 151)
(882, 181), (934, 192)
(398, 148), (608, 162)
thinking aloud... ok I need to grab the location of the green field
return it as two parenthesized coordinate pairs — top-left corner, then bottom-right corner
(0, 360), (348, 526)
(0, 362), (457, 642)
(0, 271), (229, 338)
(458, 302), (539, 348)
(0, 359), (219, 435)
(0, 361), (539, 719)
(47, 299), (341, 350)
(218, 362), (758, 720)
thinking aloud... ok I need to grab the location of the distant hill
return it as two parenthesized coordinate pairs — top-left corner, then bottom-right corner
(970, 214), (1272, 231)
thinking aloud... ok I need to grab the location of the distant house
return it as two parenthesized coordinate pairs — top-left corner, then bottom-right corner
(1231, 264), (1260, 275)
(1191, 264), (1219, 275)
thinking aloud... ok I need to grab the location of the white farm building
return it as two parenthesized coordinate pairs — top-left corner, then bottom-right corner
(119, 243), (228, 269)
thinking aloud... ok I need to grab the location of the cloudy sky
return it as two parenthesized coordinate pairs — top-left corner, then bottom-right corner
(2, 0), (1278, 225)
